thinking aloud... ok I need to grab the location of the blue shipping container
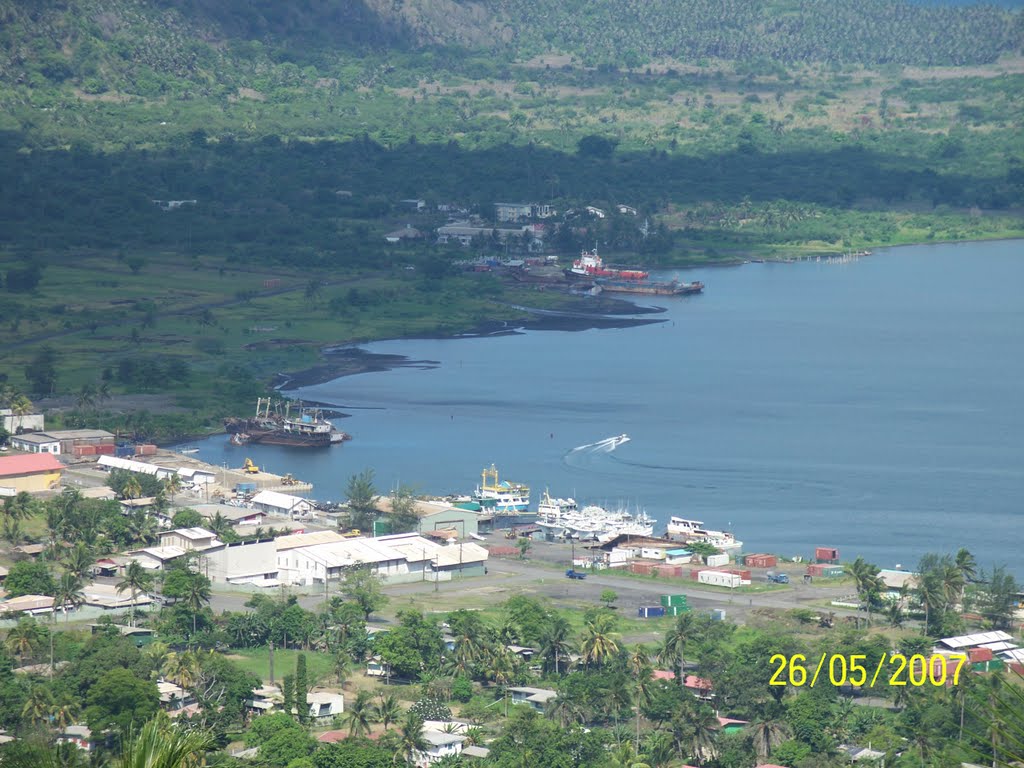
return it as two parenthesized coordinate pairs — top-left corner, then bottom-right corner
(638, 606), (666, 618)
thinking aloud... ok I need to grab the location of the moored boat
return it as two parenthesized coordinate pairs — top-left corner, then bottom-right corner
(666, 516), (742, 552)
(475, 465), (530, 513)
(595, 278), (704, 296)
(224, 398), (349, 448)
(565, 249), (649, 281)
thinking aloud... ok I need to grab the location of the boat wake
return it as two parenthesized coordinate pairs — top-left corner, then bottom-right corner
(567, 434), (631, 456)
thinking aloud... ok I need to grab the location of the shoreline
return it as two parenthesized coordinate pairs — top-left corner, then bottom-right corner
(274, 297), (666, 392)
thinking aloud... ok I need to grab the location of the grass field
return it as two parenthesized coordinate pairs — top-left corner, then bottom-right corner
(227, 647), (337, 685)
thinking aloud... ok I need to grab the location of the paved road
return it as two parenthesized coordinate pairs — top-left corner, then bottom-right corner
(206, 538), (862, 631)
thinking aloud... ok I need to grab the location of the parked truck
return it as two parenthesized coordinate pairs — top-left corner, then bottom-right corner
(766, 571), (790, 584)
(565, 569), (587, 580)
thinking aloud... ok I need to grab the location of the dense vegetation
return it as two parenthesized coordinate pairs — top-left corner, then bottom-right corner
(0, 0), (1021, 417)
(0, 543), (1020, 767)
(490, 0), (1024, 67)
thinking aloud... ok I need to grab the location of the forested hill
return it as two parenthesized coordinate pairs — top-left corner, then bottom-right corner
(488, 0), (1024, 67)
(1, 0), (1021, 100)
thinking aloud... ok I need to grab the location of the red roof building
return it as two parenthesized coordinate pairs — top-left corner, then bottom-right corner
(0, 454), (64, 493)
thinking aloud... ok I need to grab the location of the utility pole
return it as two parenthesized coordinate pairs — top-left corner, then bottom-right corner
(268, 640), (275, 685)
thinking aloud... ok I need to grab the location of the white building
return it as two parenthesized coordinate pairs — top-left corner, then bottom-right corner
(307, 691), (345, 722)
(199, 539), (279, 586)
(251, 490), (315, 519)
(0, 409), (44, 434)
(97, 455), (178, 480)
(159, 528), (221, 551)
(415, 730), (466, 767)
(274, 532), (489, 586)
(276, 535), (410, 586)
(508, 686), (557, 712)
(9, 433), (61, 454)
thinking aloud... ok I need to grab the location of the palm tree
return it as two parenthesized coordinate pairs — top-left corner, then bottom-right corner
(9, 394), (34, 433)
(53, 572), (85, 622)
(51, 695), (80, 730)
(332, 652), (352, 687)
(884, 598), (905, 628)
(642, 729), (675, 768)
(580, 612), (619, 668)
(208, 512), (232, 540)
(375, 693), (402, 731)
(658, 613), (695, 685)
(162, 651), (201, 690)
(63, 542), (94, 581)
(121, 475), (143, 501)
(632, 664), (655, 753)
(143, 641), (171, 672)
(545, 691), (586, 728)
(22, 686), (54, 727)
(4, 618), (44, 663)
(450, 623), (489, 677)
(955, 548), (977, 600)
(76, 384), (97, 411)
(342, 690), (376, 737)
(118, 717), (214, 768)
(849, 557), (884, 625)
(394, 711), (429, 767)
(750, 714), (790, 760)
(183, 576), (212, 636)
(538, 615), (573, 675)
(117, 560), (155, 628)
(941, 562), (965, 612)
(684, 706), (721, 765)
(163, 473), (183, 499)
(916, 569), (945, 636)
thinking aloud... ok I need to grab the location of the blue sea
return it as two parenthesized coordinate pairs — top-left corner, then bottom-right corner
(181, 239), (1024, 576)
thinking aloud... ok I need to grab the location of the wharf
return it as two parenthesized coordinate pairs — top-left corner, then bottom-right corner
(62, 449), (313, 498)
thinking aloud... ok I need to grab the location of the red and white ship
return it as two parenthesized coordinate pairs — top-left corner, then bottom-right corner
(565, 249), (649, 281)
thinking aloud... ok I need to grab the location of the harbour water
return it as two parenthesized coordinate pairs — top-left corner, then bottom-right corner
(181, 239), (1024, 574)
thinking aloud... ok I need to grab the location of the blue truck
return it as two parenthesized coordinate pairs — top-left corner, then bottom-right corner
(565, 569), (587, 580)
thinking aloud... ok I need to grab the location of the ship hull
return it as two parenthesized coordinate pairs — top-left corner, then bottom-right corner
(596, 280), (704, 296)
(245, 430), (332, 448)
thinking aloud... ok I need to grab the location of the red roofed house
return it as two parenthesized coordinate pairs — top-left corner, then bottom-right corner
(0, 454), (63, 493)
(652, 670), (714, 701)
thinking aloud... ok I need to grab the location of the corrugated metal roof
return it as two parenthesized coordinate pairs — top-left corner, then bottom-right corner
(0, 453), (64, 477)
(252, 490), (310, 509)
(939, 630), (1014, 649)
(97, 455), (164, 475)
(276, 530), (345, 550)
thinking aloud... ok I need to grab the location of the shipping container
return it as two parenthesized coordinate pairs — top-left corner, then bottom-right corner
(821, 566), (844, 577)
(745, 554), (778, 568)
(666, 605), (690, 616)
(698, 571), (741, 588)
(815, 547), (840, 563)
(630, 562), (655, 576)
(653, 564), (683, 577)
(706, 553), (729, 567)
(75, 445), (96, 456)
(660, 595), (688, 607)
(94, 444), (115, 455)
(710, 609), (727, 621)
(638, 606), (666, 618)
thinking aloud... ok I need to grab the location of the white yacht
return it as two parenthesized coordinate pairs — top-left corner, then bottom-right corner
(666, 516), (743, 552)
